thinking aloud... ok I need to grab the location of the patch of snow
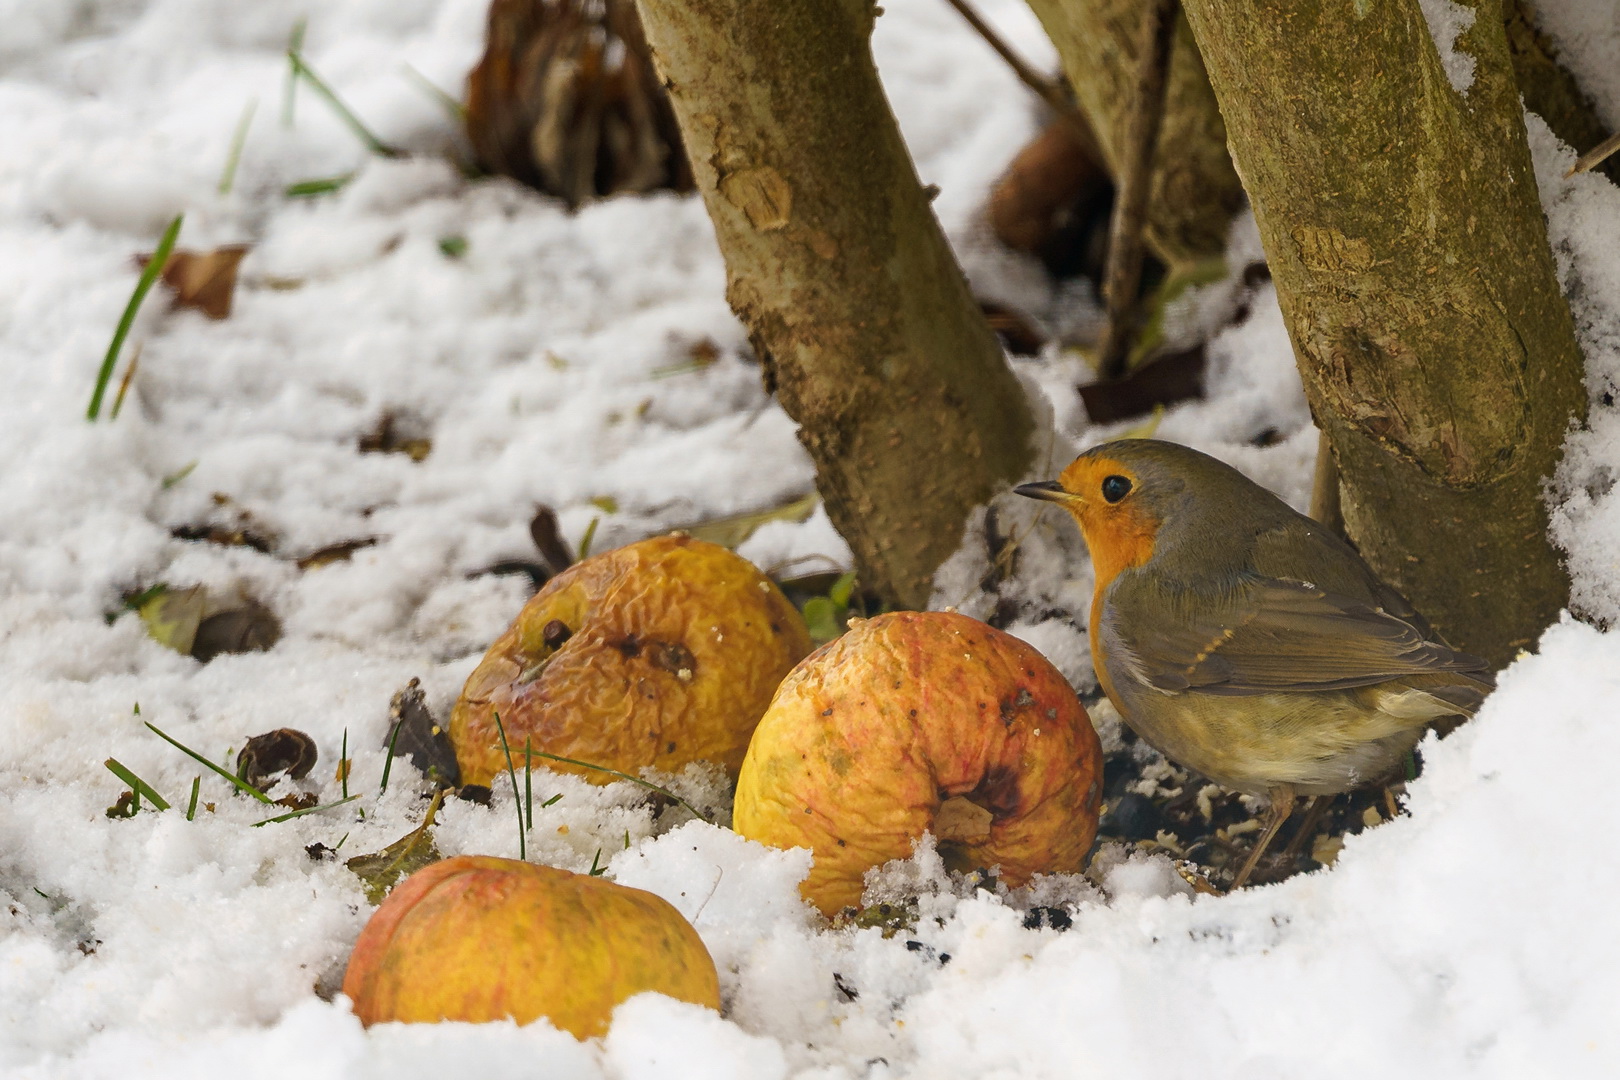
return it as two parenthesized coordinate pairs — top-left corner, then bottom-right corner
(1418, 0), (1478, 94)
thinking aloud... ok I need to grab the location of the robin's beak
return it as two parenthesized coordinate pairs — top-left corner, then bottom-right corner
(1014, 480), (1079, 504)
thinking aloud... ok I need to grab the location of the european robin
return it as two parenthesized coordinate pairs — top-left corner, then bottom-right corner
(1016, 439), (1493, 888)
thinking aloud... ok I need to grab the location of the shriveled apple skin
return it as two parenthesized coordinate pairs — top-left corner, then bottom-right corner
(452, 535), (811, 787)
(342, 855), (720, 1036)
(733, 611), (1103, 915)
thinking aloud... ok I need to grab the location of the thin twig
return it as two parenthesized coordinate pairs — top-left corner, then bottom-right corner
(1095, 0), (1178, 382)
(940, 0), (1101, 159)
(1567, 130), (1620, 177)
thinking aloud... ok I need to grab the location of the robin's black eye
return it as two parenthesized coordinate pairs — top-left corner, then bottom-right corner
(1101, 475), (1132, 503)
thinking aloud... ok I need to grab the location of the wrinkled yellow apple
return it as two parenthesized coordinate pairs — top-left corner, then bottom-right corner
(342, 855), (720, 1036)
(734, 611), (1103, 915)
(452, 534), (811, 788)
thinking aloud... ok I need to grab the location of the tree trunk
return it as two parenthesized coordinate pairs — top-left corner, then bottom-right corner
(1177, 0), (1586, 665)
(633, 0), (1036, 610)
(1024, 0), (1244, 268)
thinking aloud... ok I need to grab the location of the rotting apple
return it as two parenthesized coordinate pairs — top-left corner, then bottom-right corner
(342, 855), (720, 1035)
(451, 534), (811, 788)
(732, 610), (1103, 915)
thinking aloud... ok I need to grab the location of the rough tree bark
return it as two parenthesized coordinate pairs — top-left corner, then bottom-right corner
(1175, 0), (1587, 664)
(633, 0), (1036, 610)
(1024, 0), (1244, 268)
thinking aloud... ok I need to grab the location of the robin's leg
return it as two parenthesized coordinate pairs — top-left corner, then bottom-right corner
(1277, 794), (1328, 862)
(1229, 784), (1296, 890)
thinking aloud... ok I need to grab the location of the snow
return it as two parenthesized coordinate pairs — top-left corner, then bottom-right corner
(1418, 0), (1478, 94)
(3, 0), (1620, 1077)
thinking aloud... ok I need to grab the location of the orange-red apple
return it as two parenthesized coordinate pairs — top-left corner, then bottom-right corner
(452, 534), (810, 787)
(343, 855), (720, 1035)
(733, 611), (1102, 914)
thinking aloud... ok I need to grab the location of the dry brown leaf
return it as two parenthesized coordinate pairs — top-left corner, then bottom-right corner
(136, 246), (249, 320)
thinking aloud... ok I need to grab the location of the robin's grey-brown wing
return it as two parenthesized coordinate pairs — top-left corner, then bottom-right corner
(1102, 570), (1493, 700)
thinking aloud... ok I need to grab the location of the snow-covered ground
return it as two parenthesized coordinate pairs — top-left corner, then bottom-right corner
(2, 0), (1619, 1076)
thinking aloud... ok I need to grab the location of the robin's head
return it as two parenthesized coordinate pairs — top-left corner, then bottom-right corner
(1015, 439), (1274, 587)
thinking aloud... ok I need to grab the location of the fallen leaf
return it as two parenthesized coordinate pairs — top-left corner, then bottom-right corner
(296, 538), (379, 570)
(358, 412), (432, 462)
(1076, 346), (1206, 424)
(191, 600), (281, 662)
(136, 245), (249, 319)
(678, 492), (819, 549)
(346, 789), (446, 903)
(979, 301), (1047, 357)
(237, 728), (319, 793)
(171, 522), (276, 554)
(528, 505), (575, 575)
(137, 585), (207, 655)
(385, 677), (461, 789)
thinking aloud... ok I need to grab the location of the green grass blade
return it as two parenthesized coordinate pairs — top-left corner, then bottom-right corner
(186, 776), (201, 820)
(379, 718), (403, 795)
(251, 794), (360, 826)
(144, 721), (274, 804)
(578, 516), (600, 561)
(403, 64), (466, 123)
(288, 49), (401, 158)
(340, 728), (349, 799)
(218, 99), (257, 195)
(492, 711), (526, 860)
(521, 748), (710, 822)
(524, 736), (533, 831)
(89, 214), (181, 421)
(282, 18), (306, 127)
(103, 758), (171, 811)
(285, 174), (354, 198)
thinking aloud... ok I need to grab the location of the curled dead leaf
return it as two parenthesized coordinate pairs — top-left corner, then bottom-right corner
(135, 246), (249, 320)
(237, 728), (319, 792)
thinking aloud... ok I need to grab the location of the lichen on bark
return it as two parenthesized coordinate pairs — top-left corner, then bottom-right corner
(1178, 0), (1587, 664)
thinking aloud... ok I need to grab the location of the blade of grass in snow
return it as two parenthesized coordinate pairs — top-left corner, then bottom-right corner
(285, 174), (354, 198)
(402, 64), (466, 123)
(287, 47), (401, 158)
(185, 776), (200, 821)
(88, 215), (181, 421)
(588, 848), (605, 876)
(522, 748), (710, 822)
(108, 342), (141, 421)
(379, 718), (403, 795)
(541, 792), (563, 808)
(493, 711), (526, 860)
(282, 18), (306, 127)
(103, 758), (171, 811)
(251, 794), (360, 826)
(161, 461), (197, 489)
(578, 516), (599, 561)
(524, 736), (534, 831)
(340, 728), (349, 800)
(144, 721), (274, 804)
(218, 99), (257, 195)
